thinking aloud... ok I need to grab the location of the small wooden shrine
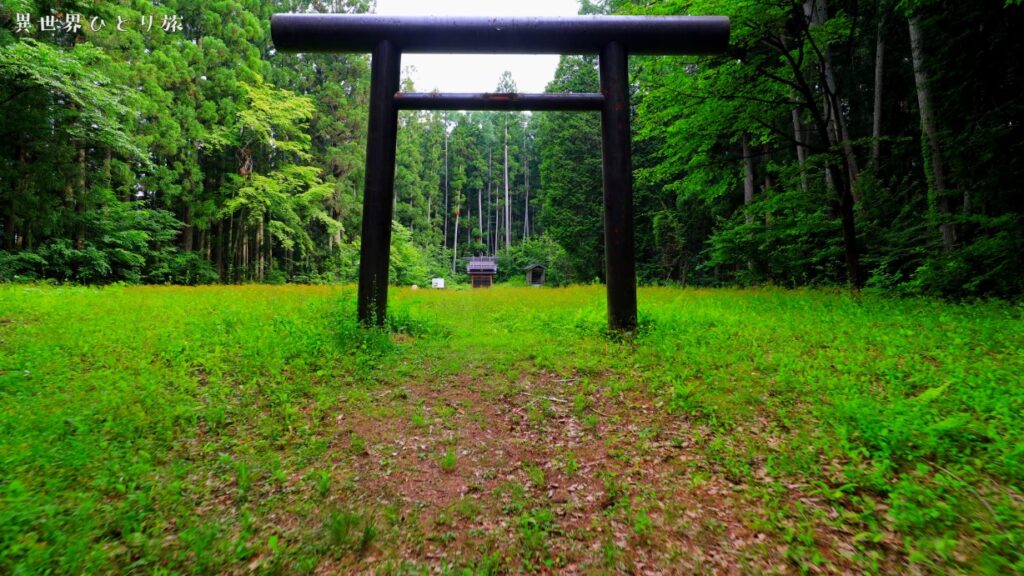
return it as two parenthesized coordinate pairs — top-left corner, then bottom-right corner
(466, 256), (497, 288)
(524, 264), (546, 286)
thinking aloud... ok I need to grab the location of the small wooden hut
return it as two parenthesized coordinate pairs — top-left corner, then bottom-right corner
(466, 256), (497, 288)
(524, 264), (546, 286)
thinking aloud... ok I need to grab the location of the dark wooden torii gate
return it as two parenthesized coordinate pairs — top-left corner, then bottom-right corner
(271, 14), (730, 331)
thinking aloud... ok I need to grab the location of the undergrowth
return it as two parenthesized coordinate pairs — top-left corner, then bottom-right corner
(0, 284), (1020, 573)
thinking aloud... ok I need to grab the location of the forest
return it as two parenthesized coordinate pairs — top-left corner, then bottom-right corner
(2, 2), (1024, 574)
(1, 0), (1021, 297)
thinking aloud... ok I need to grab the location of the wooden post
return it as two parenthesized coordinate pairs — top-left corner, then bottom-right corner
(599, 41), (638, 331)
(357, 40), (401, 326)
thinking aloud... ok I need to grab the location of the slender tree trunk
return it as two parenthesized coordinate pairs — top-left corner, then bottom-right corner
(810, 104), (863, 288)
(216, 219), (225, 280)
(871, 15), (886, 172)
(256, 215), (264, 282)
(5, 147), (26, 250)
(4, 192), (14, 250)
(908, 14), (955, 251)
(742, 133), (756, 225)
(230, 214), (238, 283)
(503, 117), (510, 251)
(451, 206), (460, 273)
(833, 162), (861, 287)
(241, 217), (248, 282)
(264, 214), (271, 278)
(74, 147), (87, 249)
(232, 214), (240, 282)
(835, 83), (860, 199)
(183, 204), (194, 252)
(333, 205), (342, 249)
(742, 133), (756, 272)
(215, 170), (226, 280)
(232, 211), (242, 283)
(494, 151), (500, 254)
(102, 147), (112, 191)
(229, 214), (234, 280)
(812, 0), (860, 201)
(443, 126), (449, 249)
(764, 143), (775, 227)
(822, 112), (863, 289)
(4, 193), (14, 251)
(523, 124), (530, 239)
(486, 149), (493, 253)
(788, 5), (862, 287)
(198, 228), (207, 260)
(792, 109), (809, 194)
(477, 185), (483, 238)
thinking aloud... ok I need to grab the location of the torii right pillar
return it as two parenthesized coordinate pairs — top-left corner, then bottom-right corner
(599, 40), (637, 331)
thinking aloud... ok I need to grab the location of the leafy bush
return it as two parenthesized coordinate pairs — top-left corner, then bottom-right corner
(36, 239), (112, 283)
(495, 235), (572, 285)
(703, 186), (844, 287)
(388, 223), (429, 286)
(148, 252), (220, 285)
(9, 203), (187, 284)
(0, 204), (226, 285)
(0, 251), (46, 282)
(907, 214), (1024, 299)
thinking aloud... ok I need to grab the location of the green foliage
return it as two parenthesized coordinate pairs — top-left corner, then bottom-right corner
(11, 203), (201, 284)
(156, 252), (221, 286)
(495, 235), (571, 285)
(0, 251), (46, 282)
(704, 185), (844, 286)
(322, 509), (377, 557)
(516, 507), (557, 568)
(907, 215), (1024, 299)
(0, 285), (1021, 572)
(438, 447), (458, 473)
(0, 1), (367, 286)
(0, 39), (146, 162)
(236, 81), (316, 160)
(535, 56), (604, 282)
(608, 0), (1024, 295)
(388, 222), (429, 286)
(3, 0), (1023, 300)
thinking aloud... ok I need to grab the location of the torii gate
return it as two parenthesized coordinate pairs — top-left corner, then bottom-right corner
(271, 14), (730, 331)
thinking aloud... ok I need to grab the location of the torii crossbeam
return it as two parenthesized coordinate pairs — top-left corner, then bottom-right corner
(271, 14), (730, 331)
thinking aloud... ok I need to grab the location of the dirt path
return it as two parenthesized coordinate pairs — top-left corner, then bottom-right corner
(304, 370), (877, 574)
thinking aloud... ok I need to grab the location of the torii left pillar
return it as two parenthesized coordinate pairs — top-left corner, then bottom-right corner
(357, 40), (401, 326)
(598, 41), (637, 331)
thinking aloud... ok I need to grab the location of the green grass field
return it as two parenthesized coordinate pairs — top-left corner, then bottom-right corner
(1, 285), (1022, 574)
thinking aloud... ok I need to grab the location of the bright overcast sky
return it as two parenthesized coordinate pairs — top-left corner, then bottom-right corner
(375, 0), (582, 93)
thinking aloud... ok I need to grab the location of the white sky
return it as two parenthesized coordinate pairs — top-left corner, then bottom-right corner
(375, 0), (582, 93)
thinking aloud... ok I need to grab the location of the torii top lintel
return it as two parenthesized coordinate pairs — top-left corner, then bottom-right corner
(270, 15), (730, 55)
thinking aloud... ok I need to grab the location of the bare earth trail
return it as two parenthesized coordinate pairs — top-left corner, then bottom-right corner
(310, 368), (895, 574)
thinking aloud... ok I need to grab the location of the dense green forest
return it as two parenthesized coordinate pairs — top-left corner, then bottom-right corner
(2, 3), (1024, 572)
(1, 0), (1022, 297)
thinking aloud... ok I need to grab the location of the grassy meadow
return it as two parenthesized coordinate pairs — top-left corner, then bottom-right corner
(0, 284), (1022, 574)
